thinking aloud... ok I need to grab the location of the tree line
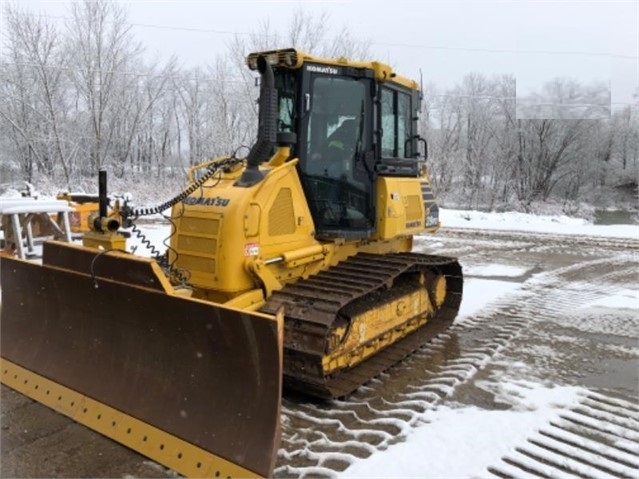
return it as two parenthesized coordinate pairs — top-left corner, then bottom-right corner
(1, 0), (637, 213)
(423, 74), (637, 212)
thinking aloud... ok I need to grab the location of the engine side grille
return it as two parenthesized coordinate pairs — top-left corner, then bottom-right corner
(175, 216), (219, 276)
(269, 188), (296, 236)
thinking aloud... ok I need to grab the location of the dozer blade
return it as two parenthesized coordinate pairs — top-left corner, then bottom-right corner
(1, 241), (283, 478)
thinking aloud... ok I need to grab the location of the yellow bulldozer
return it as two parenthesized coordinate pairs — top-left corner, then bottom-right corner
(0, 48), (462, 478)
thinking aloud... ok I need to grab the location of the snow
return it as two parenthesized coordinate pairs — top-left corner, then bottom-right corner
(0, 200), (74, 214)
(463, 264), (529, 277)
(582, 288), (638, 310)
(456, 278), (521, 320)
(440, 208), (638, 239)
(343, 382), (585, 479)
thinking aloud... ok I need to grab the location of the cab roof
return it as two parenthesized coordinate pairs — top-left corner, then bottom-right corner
(246, 48), (419, 92)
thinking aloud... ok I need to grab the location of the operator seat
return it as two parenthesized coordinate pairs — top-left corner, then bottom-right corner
(309, 119), (358, 179)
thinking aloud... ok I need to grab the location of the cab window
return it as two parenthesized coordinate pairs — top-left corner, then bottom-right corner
(305, 75), (366, 177)
(381, 87), (413, 158)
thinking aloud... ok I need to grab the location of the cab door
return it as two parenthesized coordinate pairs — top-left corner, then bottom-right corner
(297, 64), (375, 239)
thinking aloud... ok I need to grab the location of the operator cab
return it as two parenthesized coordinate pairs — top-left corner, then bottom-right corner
(250, 49), (424, 239)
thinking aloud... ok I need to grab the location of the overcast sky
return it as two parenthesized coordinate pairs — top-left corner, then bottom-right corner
(5, 0), (639, 107)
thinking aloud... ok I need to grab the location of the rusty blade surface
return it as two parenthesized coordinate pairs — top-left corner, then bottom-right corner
(1, 242), (282, 478)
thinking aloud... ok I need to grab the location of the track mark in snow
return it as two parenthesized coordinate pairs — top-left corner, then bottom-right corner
(485, 391), (639, 479)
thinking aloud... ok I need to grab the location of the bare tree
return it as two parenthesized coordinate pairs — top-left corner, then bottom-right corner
(66, 0), (143, 172)
(112, 59), (176, 177)
(433, 73), (516, 209)
(173, 67), (210, 166)
(517, 77), (610, 120)
(481, 74), (518, 208)
(0, 51), (40, 183)
(1, 5), (71, 184)
(613, 105), (639, 174)
(425, 74), (608, 212)
(207, 58), (256, 156)
(426, 91), (465, 197)
(514, 118), (592, 207)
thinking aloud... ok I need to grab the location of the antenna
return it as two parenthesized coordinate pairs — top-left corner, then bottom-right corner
(419, 68), (424, 101)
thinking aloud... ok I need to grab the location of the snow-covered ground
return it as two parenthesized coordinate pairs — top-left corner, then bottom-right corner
(343, 382), (586, 479)
(337, 210), (638, 479)
(440, 208), (638, 239)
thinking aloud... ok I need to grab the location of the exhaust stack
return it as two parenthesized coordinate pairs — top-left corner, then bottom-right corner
(236, 56), (277, 187)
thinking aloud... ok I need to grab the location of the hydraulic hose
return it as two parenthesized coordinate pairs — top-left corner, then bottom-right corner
(126, 156), (243, 219)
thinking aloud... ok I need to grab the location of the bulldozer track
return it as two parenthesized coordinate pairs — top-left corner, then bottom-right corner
(261, 252), (463, 399)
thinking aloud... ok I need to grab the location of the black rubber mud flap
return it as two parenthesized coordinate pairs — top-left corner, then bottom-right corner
(0, 241), (283, 478)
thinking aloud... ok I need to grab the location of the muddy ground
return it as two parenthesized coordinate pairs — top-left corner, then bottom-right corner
(1, 228), (637, 478)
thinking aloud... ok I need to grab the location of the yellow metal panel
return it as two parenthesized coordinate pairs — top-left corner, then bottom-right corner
(322, 284), (434, 373)
(405, 194), (423, 222)
(244, 203), (261, 237)
(171, 158), (320, 295)
(375, 176), (427, 240)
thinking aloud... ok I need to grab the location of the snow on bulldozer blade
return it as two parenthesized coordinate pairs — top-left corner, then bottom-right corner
(0, 241), (283, 478)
